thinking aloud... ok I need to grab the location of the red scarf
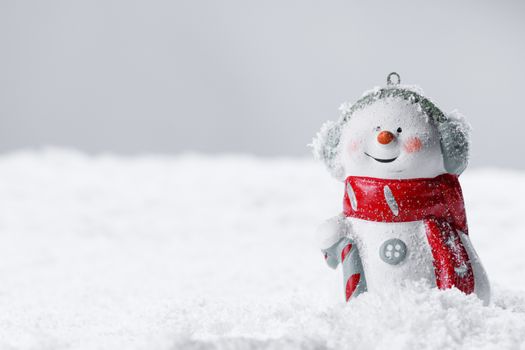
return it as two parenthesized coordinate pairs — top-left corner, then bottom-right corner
(343, 174), (474, 294)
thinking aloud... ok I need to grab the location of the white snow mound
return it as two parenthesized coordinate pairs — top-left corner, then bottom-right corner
(0, 149), (524, 349)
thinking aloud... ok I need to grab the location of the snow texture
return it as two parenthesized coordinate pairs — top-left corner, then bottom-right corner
(0, 149), (524, 349)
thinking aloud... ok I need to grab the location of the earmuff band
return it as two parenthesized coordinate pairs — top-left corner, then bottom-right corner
(341, 87), (448, 125)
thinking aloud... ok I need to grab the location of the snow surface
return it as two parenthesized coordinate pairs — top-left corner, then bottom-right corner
(0, 149), (524, 349)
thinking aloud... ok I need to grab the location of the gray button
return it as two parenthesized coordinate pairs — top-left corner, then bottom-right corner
(379, 238), (407, 265)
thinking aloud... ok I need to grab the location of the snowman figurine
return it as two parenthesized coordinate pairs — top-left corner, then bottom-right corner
(312, 73), (490, 305)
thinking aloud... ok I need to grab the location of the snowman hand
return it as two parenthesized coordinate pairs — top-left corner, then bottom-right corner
(315, 214), (348, 250)
(316, 214), (350, 268)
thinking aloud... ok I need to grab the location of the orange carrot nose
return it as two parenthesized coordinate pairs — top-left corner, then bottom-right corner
(377, 131), (395, 145)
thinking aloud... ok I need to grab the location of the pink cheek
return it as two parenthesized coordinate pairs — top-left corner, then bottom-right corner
(403, 137), (423, 153)
(347, 140), (360, 154)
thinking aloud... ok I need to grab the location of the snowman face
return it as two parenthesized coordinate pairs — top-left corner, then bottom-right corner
(339, 98), (446, 179)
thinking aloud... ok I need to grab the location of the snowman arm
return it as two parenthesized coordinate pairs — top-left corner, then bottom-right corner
(458, 231), (491, 305)
(316, 214), (349, 250)
(316, 214), (351, 268)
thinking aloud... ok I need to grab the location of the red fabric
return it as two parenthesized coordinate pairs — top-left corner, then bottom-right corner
(343, 174), (474, 294)
(425, 218), (474, 293)
(343, 174), (467, 233)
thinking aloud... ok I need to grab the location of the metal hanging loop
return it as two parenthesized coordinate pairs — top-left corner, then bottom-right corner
(387, 72), (401, 86)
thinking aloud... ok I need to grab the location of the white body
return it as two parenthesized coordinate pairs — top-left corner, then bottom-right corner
(349, 218), (489, 303)
(348, 218), (435, 291)
(316, 96), (491, 304)
(317, 215), (491, 304)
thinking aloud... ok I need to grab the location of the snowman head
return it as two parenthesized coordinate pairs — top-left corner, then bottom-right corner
(312, 73), (470, 180)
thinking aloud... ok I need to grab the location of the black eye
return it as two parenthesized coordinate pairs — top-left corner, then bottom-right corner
(375, 126), (381, 131)
(397, 127), (402, 133)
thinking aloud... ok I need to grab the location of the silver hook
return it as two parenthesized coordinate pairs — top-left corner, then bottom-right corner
(387, 72), (401, 86)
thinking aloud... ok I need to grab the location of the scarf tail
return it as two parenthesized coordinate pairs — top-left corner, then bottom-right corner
(425, 217), (475, 294)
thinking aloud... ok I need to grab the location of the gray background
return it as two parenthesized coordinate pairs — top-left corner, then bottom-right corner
(1, 0), (524, 168)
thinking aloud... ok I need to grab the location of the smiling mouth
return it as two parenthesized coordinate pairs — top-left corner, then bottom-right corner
(364, 152), (398, 163)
